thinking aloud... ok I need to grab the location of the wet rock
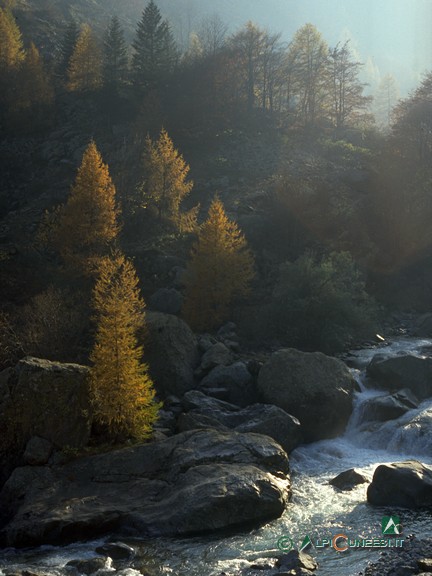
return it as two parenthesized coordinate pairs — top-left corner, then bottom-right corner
(276, 550), (318, 572)
(149, 288), (183, 316)
(180, 391), (301, 453)
(366, 354), (432, 400)
(418, 558), (432, 571)
(200, 362), (256, 406)
(367, 460), (432, 508)
(143, 312), (199, 397)
(258, 349), (356, 442)
(23, 437), (53, 466)
(329, 468), (369, 490)
(95, 541), (135, 560)
(361, 389), (418, 423)
(0, 429), (290, 547)
(412, 313), (432, 337)
(66, 557), (110, 574)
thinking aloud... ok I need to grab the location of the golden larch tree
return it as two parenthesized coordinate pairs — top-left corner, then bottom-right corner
(67, 24), (102, 92)
(140, 128), (197, 230)
(0, 6), (24, 70)
(182, 197), (254, 331)
(17, 42), (53, 112)
(90, 251), (160, 441)
(56, 141), (119, 274)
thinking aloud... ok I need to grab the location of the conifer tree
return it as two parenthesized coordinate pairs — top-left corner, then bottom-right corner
(182, 197), (254, 331)
(17, 42), (53, 112)
(90, 251), (160, 441)
(56, 141), (119, 274)
(58, 20), (79, 80)
(132, 0), (177, 90)
(103, 16), (128, 91)
(0, 6), (24, 71)
(140, 128), (196, 229)
(67, 24), (102, 92)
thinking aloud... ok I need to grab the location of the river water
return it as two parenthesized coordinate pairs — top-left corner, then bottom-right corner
(2, 337), (432, 576)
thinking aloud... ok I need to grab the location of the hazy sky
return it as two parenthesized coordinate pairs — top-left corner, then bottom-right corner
(163, 0), (432, 95)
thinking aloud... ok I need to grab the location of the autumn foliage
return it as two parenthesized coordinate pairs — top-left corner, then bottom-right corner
(56, 141), (120, 274)
(183, 197), (254, 331)
(140, 128), (197, 230)
(90, 251), (160, 441)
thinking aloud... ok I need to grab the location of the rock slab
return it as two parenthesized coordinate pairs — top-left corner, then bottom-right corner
(0, 429), (290, 547)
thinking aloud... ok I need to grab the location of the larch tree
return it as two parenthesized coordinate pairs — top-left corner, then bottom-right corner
(103, 16), (128, 92)
(182, 197), (254, 331)
(56, 141), (120, 274)
(0, 6), (24, 71)
(327, 41), (371, 130)
(17, 42), (54, 113)
(131, 0), (177, 91)
(140, 128), (196, 230)
(67, 24), (102, 92)
(289, 23), (329, 127)
(90, 251), (160, 441)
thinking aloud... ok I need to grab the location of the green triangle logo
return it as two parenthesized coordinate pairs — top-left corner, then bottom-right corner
(299, 534), (313, 552)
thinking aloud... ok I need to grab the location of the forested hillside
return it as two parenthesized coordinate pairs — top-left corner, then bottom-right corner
(1, 0), (432, 371)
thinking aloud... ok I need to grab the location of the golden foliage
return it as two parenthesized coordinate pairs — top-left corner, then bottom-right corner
(0, 7), (24, 70)
(141, 128), (196, 229)
(67, 24), (102, 92)
(56, 141), (120, 274)
(182, 197), (254, 331)
(90, 251), (160, 441)
(16, 42), (53, 111)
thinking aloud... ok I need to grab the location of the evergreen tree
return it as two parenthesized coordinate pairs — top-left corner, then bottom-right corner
(103, 16), (128, 91)
(140, 128), (196, 229)
(58, 20), (79, 80)
(67, 24), (102, 92)
(90, 251), (160, 441)
(56, 141), (120, 274)
(132, 0), (177, 90)
(182, 197), (254, 331)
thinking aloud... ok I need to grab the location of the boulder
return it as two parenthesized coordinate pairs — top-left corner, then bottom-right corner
(361, 389), (418, 423)
(149, 288), (183, 316)
(0, 429), (290, 547)
(366, 354), (432, 400)
(95, 542), (135, 560)
(276, 550), (318, 572)
(23, 437), (53, 466)
(257, 349), (356, 442)
(329, 468), (369, 491)
(200, 362), (255, 406)
(0, 357), (91, 450)
(180, 391), (302, 453)
(367, 461), (432, 508)
(66, 558), (110, 575)
(143, 312), (199, 397)
(200, 342), (232, 372)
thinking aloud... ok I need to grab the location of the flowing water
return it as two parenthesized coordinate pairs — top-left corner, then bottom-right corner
(2, 337), (432, 576)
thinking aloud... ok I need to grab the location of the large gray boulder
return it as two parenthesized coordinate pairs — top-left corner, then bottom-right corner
(361, 389), (418, 423)
(149, 288), (183, 316)
(179, 390), (302, 453)
(367, 461), (432, 508)
(200, 361), (256, 406)
(0, 429), (290, 547)
(143, 312), (199, 397)
(366, 354), (432, 400)
(257, 348), (356, 442)
(0, 357), (91, 451)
